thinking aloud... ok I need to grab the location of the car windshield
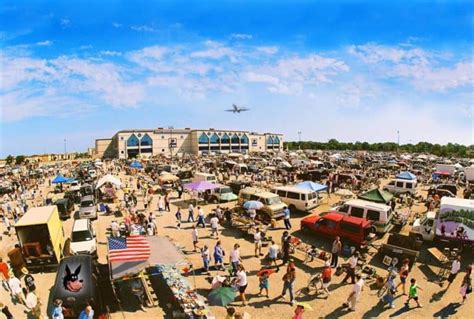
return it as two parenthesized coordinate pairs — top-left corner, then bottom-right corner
(221, 187), (232, 194)
(266, 196), (282, 205)
(81, 200), (94, 207)
(72, 230), (93, 242)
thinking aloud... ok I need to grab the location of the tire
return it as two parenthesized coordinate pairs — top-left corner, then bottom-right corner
(289, 205), (297, 213)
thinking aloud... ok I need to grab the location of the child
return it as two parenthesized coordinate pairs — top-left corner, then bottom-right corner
(382, 274), (396, 308)
(405, 278), (423, 308)
(258, 272), (270, 298)
(292, 305), (305, 319)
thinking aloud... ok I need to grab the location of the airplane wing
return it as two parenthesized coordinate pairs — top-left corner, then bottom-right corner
(225, 109), (235, 112)
(240, 108), (250, 112)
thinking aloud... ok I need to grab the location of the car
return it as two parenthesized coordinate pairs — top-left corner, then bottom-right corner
(78, 195), (97, 219)
(209, 186), (238, 203)
(55, 198), (75, 219)
(70, 219), (97, 255)
(301, 212), (376, 247)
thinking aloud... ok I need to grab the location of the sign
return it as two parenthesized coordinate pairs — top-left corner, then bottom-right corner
(168, 138), (177, 148)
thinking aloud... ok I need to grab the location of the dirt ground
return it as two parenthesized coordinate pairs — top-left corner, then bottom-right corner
(1, 174), (473, 319)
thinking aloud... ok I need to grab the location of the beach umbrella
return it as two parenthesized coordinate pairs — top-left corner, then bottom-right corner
(208, 287), (236, 306)
(257, 268), (275, 277)
(158, 172), (179, 183)
(220, 193), (238, 201)
(129, 161), (143, 169)
(243, 200), (264, 210)
(296, 302), (313, 311)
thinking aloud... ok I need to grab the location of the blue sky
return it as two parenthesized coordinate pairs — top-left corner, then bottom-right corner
(0, 0), (473, 156)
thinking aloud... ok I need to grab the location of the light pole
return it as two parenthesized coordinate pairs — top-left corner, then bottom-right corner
(64, 138), (67, 159)
(397, 130), (400, 153)
(298, 131), (302, 150)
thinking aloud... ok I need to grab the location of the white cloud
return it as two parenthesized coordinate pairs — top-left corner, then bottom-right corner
(230, 33), (252, 40)
(100, 50), (122, 57)
(190, 42), (239, 61)
(79, 45), (93, 50)
(256, 46), (279, 55)
(131, 25), (158, 32)
(36, 40), (53, 46)
(60, 18), (71, 28)
(112, 22), (122, 28)
(349, 43), (473, 92)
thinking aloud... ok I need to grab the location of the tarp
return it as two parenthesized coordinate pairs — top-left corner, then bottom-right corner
(96, 174), (122, 189)
(358, 188), (393, 204)
(183, 181), (220, 192)
(52, 175), (69, 184)
(396, 171), (416, 180)
(295, 181), (328, 192)
(129, 161), (143, 169)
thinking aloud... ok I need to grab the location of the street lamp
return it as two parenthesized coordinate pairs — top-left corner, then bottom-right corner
(64, 138), (67, 159)
(298, 131), (302, 150)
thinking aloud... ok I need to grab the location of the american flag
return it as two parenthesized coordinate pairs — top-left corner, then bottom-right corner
(107, 236), (151, 262)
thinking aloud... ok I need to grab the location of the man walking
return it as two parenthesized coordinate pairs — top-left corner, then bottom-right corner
(331, 237), (342, 268)
(187, 204), (195, 222)
(229, 244), (241, 275)
(446, 255), (461, 289)
(342, 252), (359, 284)
(345, 274), (364, 311)
(283, 207), (292, 230)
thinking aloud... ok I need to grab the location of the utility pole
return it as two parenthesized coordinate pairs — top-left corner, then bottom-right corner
(298, 131), (302, 150)
(64, 138), (67, 159)
(397, 130), (400, 154)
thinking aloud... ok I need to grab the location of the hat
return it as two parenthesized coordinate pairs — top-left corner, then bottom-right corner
(21, 267), (29, 275)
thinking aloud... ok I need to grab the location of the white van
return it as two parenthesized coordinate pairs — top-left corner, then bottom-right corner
(332, 199), (393, 233)
(193, 172), (217, 183)
(383, 179), (417, 195)
(273, 186), (319, 212)
(70, 219), (97, 255)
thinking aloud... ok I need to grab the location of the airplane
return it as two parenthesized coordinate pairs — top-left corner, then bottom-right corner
(225, 104), (250, 113)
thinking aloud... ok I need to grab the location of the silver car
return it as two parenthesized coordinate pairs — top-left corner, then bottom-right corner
(79, 195), (97, 219)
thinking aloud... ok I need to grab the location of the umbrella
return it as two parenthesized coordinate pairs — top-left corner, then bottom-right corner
(257, 268), (275, 277)
(158, 173), (179, 183)
(296, 302), (313, 311)
(243, 200), (264, 210)
(129, 161), (143, 169)
(295, 181), (328, 192)
(208, 287), (236, 306)
(220, 193), (238, 201)
(335, 189), (354, 197)
(52, 175), (69, 184)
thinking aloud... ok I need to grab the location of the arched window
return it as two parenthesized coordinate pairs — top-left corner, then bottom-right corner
(210, 133), (220, 144)
(267, 136), (274, 145)
(240, 134), (249, 144)
(221, 133), (230, 144)
(140, 134), (152, 146)
(127, 134), (139, 147)
(199, 133), (209, 144)
(273, 136), (280, 144)
(231, 134), (240, 144)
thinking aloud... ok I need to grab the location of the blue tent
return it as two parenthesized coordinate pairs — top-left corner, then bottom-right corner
(396, 171), (416, 180)
(295, 181), (328, 192)
(52, 175), (69, 184)
(130, 161), (143, 169)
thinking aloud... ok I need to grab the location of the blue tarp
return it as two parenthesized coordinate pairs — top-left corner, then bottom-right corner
(295, 181), (328, 192)
(52, 175), (69, 184)
(396, 171), (416, 180)
(130, 161), (143, 169)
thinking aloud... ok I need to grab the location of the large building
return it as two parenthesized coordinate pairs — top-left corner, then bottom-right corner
(94, 128), (283, 159)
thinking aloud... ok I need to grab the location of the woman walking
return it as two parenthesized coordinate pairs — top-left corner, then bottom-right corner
(396, 258), (410, 295)
(280, 266), (296, 305)
(234, 264), (248, 306)
(460, 265), (472, 304)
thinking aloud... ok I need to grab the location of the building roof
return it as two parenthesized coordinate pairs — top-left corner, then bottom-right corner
(115, 127), (282, 135)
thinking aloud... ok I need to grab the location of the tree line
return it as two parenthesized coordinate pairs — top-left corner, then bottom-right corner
(284, 139), (473, 157)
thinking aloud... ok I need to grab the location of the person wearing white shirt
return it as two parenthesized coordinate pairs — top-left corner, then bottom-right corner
(447, 255), (461, 288)
(254, 228), (263, 257)
(25, 288), (41, 317)
(342, 252), (359, 284)
(229, 244), (241, 275)
(268, 240), (280, 271)
(192, 226), (199, 252)
(210, 215), (220, 238)
(8, 276), (24, 305)
(196, 207), (206, 228)
(233, 264), (248, 306)
(345, 274), (364, 311)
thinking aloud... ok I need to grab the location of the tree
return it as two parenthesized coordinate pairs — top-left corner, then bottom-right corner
(5, 155), (14, 165)
(15, 155), (26, 165)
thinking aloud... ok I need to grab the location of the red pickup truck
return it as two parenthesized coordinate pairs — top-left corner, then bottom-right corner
(301, 212), (376, 247)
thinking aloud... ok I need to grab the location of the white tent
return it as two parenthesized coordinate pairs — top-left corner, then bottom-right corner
(96, 174), (122, 189)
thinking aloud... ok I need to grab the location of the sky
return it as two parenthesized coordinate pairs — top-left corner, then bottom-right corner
(0, 0), (473, 156)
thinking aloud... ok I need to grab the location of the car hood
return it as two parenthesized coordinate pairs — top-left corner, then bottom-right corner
(301, 215), (319, 225)
(80, 206), (96, 213)
(70, 240), (96, 253)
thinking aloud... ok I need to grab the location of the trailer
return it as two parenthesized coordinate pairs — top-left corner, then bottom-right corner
(380, 233), (422, 267)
